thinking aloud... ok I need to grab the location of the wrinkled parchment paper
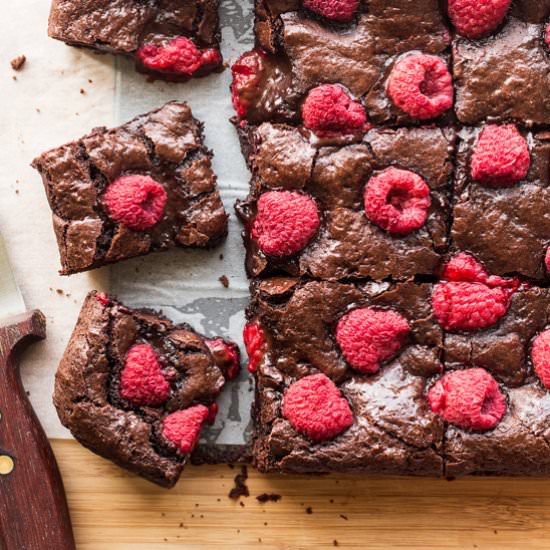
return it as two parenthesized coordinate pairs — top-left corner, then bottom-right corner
(1, 0), (254, 439)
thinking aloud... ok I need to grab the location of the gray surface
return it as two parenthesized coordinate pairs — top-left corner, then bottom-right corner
(112, 1), (255, 447)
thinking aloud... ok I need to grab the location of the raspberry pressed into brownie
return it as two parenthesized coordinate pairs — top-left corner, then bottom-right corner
(54, 291), (240, 487)
(33, 102), (228, 275)
(48, 0), (223, 81)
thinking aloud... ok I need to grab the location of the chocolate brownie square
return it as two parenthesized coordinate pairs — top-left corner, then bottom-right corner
(232, 0), (453, 125)
(451, 126), (550, 280)
(236, 123), (455, 280)
(32, 102), (228, 275)
(48, 0), (223, 81)
(453, 3), (550, 125)
(245, 265), (550, 476)
(54, 291), (240, 487)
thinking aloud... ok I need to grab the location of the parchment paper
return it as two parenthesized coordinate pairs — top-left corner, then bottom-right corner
(0, 0), (254, 440)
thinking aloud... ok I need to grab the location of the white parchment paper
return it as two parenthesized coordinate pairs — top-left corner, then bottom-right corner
(0, 0), (255, 440)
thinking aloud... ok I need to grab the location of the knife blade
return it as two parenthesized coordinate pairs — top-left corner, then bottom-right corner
(0, 230), (75, 550)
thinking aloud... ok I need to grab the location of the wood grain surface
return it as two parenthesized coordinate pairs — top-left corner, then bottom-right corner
(52, 439), (550, 550)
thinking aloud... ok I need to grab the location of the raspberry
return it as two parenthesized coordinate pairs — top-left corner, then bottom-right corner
(207, 402), (219, 425)
(137, 36), (221, 76)
(470, 125), (530, 187)
(243, 321), (267, 373)
(363, 168), (431, 235)
(428, 368), (506, 431)
(120, 344), (170, 407)
(162, 405), (209, 454)
(387, 54), (453, 120)
(302, 0), (359, 22)
(546, 247), (550, 273)
(205, 338), (241, 380)
(302, 84), (367, 137)
(532, 330), (550, 389)
(546, 22), (550, 49)
(252, 191), (320, 257)
(282, 374), (354, 442)
(96, 292), (111, 306)
(231, 50), (265, 119)
(448, 0), (511, 39)
(336, 307), (410, 374)
(103, 175), (167, 231)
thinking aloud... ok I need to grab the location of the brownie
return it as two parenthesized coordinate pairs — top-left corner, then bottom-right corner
(452, 128), (550, 281)
(32, 102), (228, 275)
(453, 2), (550, 126)
(236, 123), (455, 281)
(48, 0), (223, 81)
(54, 291), (240, 487)
(236, 0), (451, 125)
(247, 277), (550, 476)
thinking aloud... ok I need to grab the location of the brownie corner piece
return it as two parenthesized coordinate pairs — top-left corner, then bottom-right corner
(54, 291), (240, 487)
(236, 122), (455, 281)
(32, 101), (228, 276)
(48, 0), (223, 81)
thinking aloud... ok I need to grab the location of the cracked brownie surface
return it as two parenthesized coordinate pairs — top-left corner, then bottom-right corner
(54, 291), (240, 487)
(48, 0), (223, 81)
(236, 123), (455, 280)
(33, 101), (228, 275)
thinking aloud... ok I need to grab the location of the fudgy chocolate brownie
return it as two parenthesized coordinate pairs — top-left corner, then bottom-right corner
(232, 0), (453, 125)
(54, 291), (240, 487)
(245, 253), (550, 476)
(452, 126), (550, 281)
(48, 0), (223, 81)
(236, 122), (455, 281)
(32, 102), (228, 275)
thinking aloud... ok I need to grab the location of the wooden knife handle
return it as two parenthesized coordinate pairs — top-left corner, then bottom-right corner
(0, 310), (75, 550)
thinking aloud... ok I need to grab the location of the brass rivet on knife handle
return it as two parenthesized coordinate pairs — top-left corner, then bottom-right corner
(0, 455), (14, 475)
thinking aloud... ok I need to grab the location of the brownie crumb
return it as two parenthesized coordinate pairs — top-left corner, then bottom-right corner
(339, 514), (348, 521)
(219, 253), (224, 260)
(10, 55), (26, 71)
(56, 289), (64, 295)
(333, 541), (339, 547)
(219, 275), (229, 288)
(228, 466), (249, 500)
(306, 507), (313, 514)
(256, 493), (282, 503)
(239, 501), (245, 507)
(80, 88), (86, 95)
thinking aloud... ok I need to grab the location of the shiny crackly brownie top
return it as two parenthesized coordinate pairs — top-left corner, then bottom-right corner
(32, 102), (228, 275)
(54, 291), (239, 487)
(245, 256), (550, 477)
(48, 0), (223, 80)
(236, 122), (455, 281)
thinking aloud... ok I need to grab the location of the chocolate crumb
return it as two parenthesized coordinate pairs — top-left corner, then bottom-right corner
(80, 88), (86, 94)
(306, 507), (313, 514)
(10, 55), (26, 71)
(228, 466), (249, 500)
(239, 501), (245, 508)
(333, 541), (339, 547)
(256, 493), (282, 503)
(219, 275), (229, 288)
(56, 289), (64, 295)
(339, 514), (348, 521)
(219, 253), (224, 260)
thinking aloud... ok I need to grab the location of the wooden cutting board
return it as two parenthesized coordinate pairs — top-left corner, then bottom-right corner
(51, 439), (550, 550)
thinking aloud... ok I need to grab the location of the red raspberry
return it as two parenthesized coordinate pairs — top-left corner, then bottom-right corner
(336, 307), (410, 374)
(363, 167), (431, 235)
(162, 405), (209, 454)
(470, 125), (530, 187)
(231, 49), (265, 119)
(243, 321), (267, 373)
(387, 54), (453, 120)
(205, 338), (241, 380)
(532, 330), (550, 389)
(282, 374), (353, 442)
(104, 175), (167, 231)
(207, 402), (219, 425)
(137, 36), (221, 76)
(252, 191), (320, 257)
(546, 22), (550, 49)
(448, 0), (511, 39)
(302, 0), (359, 22)
(546, 247), (550, 273)
(120, 344), (170, 407)
(434, 253), (519, 332)
(302, 84), (367, 137)
(96, 292), (111, 306)
(428, 368), (506, 430)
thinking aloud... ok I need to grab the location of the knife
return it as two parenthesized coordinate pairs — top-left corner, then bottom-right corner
(0, 233), (75, 550)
